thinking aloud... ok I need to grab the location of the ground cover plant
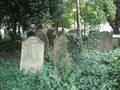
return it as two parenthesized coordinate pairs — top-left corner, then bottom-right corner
(0, 0), (120, 90)
(0, 41), (120, 90)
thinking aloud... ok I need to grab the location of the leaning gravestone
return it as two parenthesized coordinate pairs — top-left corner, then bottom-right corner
(47, 29), (56, 47)
(53, 34), (73, 74)
(98, 31), (113, 52)
(20, 36), (44, 73)
(36, 30), (49, 55)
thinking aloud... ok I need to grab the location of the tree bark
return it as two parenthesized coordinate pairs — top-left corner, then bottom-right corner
(18, 23), (21, 40)
(114, 0), (120, 34)
(103, 3), (117, 33)
(0, 30), (2, 40)
(12, 13), (17, 41)
(12, 20), (17, 41)
(76, 0), (80, 35)
(103, 0), (120, 34)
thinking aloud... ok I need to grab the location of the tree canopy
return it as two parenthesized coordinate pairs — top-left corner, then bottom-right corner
(0, 0), (120, 42)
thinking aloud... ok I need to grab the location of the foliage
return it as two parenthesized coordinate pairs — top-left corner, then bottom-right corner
(83, 28), (100, 50)
(80, 0), (105, 26)
(0, 56), (61, 90)
(0, 38), (19, 51)
(100, 49), (120, 70)
(0, 0), (65, 42)
(59, 0), (75, 28)
(0, 43), (120, 90)
(0, 0), (51, 29)
(49, 0), (65, 26)
(78, 50), (119, 89)
(66, 33), (83, 63)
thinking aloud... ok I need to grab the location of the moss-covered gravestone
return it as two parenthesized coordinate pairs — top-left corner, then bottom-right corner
(27, 30), (49, 55)
(47, 29), (56, 46)
(20, 36), (44, 73)
(53, 35), (73, 74)
(36, 30), (49, 55)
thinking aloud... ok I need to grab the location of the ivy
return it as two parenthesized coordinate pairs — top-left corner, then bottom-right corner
(0, 49), (120, 89)
(66, 33), (83, 63)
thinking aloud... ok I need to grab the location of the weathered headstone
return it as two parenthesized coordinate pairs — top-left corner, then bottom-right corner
(20, 36), (44, 73)
(27, 31), (36, 37)
(36, 30), (49, 55)
(53, 35), (73, 74)
(112, 34), (120, 49)
(47, 29), (56, 46)
(98, 31), (113, 52)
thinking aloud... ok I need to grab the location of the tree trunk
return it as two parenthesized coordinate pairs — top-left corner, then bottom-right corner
(76, 0), (80, 35)
(103, 0), (120, 34)
(12, 12), (17, 41)
(18, 23), (21, 40)
(17, 23), (21, 49)
(114, 0), (120, 34)
(0, 30), (2, 40)
(12, 20), (17, 41)
(103, 3), (116, 33)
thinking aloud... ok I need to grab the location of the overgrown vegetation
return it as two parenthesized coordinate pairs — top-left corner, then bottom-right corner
(66, 33), (82, 62)
(0, 41), (120, 90)
(0, 0), (120, 89)
(0, 39), (19, 52)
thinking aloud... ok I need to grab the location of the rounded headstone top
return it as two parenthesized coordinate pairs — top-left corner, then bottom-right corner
(27, 31), (36, 37)
(99, 24), (113, 33)
(24, 36), (44, 44)
(100, 31), (113, 36)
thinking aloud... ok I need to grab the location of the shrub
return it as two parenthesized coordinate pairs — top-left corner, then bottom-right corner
(0, 40), (18, 52)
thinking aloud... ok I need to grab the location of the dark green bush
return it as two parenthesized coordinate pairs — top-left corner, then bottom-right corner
(0, 39), (20, 52)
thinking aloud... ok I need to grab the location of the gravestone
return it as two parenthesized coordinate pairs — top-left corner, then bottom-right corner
(98, 31), (113, 52)
(53, 35), (73, 74)
(47, 29), (56, 46)
(36, 30), (49, 55)
(112, 34), (120, 49)
(27, 31), (36, 37)
(20, 36), (44, 73)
